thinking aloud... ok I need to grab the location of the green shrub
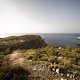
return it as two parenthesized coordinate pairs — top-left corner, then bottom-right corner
(33, 52), (42, 61)
(48, 56), (58, 64)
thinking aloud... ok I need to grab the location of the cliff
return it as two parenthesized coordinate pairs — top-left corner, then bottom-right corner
(0, 35), (47, 53)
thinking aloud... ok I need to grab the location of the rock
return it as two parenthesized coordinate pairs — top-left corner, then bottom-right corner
(57, 56), (63, 61)
(32, 67), (37, 71)
(67, 73), (70, 77)
(56, 68), (59, 74)
(59, 47), (62, 50)
(61, 78), (67, 80)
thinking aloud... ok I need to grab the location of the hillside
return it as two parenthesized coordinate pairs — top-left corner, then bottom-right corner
(0, 35), (80, 80)
(0, 35), (47, 53)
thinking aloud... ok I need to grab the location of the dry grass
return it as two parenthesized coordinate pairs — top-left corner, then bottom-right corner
(0, 46), (80, 80)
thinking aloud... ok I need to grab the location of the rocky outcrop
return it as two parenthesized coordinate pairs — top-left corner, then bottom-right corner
(0, 35), (47, 53)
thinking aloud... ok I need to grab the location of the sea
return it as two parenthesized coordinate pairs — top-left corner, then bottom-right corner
(39, 33), (80, 47)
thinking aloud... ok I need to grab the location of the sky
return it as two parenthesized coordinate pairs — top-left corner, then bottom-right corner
(0, 0), (80, 37)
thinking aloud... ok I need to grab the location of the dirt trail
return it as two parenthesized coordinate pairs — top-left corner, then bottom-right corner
(9, 51), (25, 66)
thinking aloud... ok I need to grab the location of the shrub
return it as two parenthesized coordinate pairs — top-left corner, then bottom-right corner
(33, 52), (42, 61)
(48, 56), (58, 64)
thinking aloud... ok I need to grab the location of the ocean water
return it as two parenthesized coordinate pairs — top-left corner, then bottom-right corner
(39, 33), (80, 47)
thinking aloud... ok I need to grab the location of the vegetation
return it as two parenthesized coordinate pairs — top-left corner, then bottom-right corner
(0, 35), (47, 53)
(0, 35), (80, 80)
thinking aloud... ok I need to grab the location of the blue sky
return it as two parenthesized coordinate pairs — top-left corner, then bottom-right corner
(0, 0), (80, 35)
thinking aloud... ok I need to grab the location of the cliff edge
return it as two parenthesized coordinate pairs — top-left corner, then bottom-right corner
(0, 35), (47, 53)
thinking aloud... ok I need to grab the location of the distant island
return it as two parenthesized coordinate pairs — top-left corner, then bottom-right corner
(0, 35), (80, 80)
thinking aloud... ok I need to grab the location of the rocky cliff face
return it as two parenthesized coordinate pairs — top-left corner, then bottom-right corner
(0, 35), (47, 53)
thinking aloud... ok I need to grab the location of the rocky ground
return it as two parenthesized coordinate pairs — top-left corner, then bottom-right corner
(0, 35), (80, 80)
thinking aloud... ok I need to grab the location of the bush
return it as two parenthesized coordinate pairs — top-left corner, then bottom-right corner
(48, 56), (58, 64)
(33, 52), (42, 61)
